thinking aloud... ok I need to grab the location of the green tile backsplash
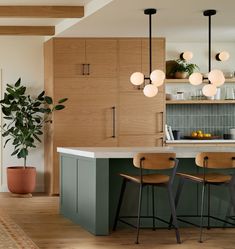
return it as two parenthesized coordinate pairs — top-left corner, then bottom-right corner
(166, 104), (235, 137)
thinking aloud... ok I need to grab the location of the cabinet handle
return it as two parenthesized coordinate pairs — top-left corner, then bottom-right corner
(112, 106), (116, 138)
(82, 64), (90, 75)
(82, 64), (85, 75)
(87, 64), (90, 75)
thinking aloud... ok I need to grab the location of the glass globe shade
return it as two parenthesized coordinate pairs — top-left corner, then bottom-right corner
(208, 69), (225, 86)
(218, 51), (230, 61)
(130, 72), (144, 85)
(143, 84), (158, 97)
(202, 84), (217, 97)
(182, 51), (193, 61)
(189, 72), (203, 85)
(150, 70), (165, 86)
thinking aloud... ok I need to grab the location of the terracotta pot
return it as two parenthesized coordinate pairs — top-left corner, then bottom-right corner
(174, 72), (188, 79)
(7, 167), (36, 194)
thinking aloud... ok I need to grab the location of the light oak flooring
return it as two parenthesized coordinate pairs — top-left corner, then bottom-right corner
(0, 193), (235, 249)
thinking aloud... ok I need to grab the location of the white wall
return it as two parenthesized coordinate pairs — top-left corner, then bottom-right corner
(166, 42), (235, 73)
(0, 36), (44, 192)
(166, 42), (235, 96)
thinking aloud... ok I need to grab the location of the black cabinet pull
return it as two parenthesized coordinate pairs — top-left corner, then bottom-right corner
(87, 64), (90, 75)
(112, 106), (116, 138)
(82, 64), (90, 75)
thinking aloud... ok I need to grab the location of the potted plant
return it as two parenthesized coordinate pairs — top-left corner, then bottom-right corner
(170, 59), (199, 79)
(0, 78), (67, 195)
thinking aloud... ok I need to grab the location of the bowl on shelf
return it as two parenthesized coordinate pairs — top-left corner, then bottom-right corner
(166, 93), (177, 100)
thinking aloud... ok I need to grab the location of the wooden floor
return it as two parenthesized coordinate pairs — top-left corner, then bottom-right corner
(0, 193), (235, 249)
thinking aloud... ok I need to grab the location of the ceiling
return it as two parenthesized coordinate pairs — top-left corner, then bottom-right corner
(0, 0), (234, 42)
(57, 0), (235, 42)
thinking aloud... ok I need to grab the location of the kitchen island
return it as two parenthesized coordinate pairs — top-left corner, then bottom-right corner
(57, 146), (235, 235)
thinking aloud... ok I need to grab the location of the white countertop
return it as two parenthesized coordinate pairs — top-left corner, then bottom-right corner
(166, 139), (235, 144)
(57, 146), (235, 159)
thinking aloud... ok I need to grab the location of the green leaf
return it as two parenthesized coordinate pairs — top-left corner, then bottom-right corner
(11, 149), (19, 156)
(33, 101), (41, 107)
(15, 78), (21, 87)
(54, 105), (65, 110)
(58, 98), (68, 104)
(33, 134), (41, 143)
(6, 84), (13, 89)
(6, 87), (15, 95)
(18, 148), (28, 159)
(18, 86), (26, 95)
(2, 130), (10, 137)
(45, 96), (53, 104)
(37, 91), (45, 100)
(35, 118), (41, 123)
(4, 138), (11, 148)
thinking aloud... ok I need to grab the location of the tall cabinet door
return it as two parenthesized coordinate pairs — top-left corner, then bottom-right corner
(54, 77), (118, 148)
(118, 38), (165, 147)
(54, 39), (86, 78)
(86, 39), (118, 78)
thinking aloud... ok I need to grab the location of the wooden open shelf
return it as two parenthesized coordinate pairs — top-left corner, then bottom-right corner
(166, 100), (235, 104)
(165, 78), (235, 83)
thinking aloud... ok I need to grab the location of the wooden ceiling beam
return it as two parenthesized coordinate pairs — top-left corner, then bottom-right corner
(0, 26), (55, 36)
(0, 6), (84, 18)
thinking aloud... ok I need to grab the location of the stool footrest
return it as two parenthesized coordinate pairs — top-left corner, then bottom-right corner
(118, 215), (175, 229)
(177, 215), (235, 227)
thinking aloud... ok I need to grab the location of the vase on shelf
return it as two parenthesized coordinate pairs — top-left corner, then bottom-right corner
(174, 72), (188, 79)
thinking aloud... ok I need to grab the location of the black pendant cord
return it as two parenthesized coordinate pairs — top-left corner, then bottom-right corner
(204, 9), (216, 83)
(149, 12), (152, 82)
(144, 8), (157, 84)
(208, 13), (211, 73)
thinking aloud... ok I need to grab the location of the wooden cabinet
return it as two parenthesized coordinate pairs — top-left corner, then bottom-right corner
(118, 38), (165, 93)
(54, 38), (117, 78)
(44, 37), (165, 195)
(44, 38), (118, 194)
(118, 38), (165, 146)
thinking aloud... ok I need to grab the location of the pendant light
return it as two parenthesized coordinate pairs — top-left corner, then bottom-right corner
(189, 9), (225, 96)
(130, 8), (165, 98)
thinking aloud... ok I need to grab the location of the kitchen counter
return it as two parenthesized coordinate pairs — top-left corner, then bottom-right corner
(58, 146), (235, 236)
(57, 146), (235, 159)
(166, 139), (235, 144)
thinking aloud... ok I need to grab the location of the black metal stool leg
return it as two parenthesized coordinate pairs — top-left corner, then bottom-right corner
(113, 178), (127, 231)
(136, 184), (143, 244)
(207, 184), (211, 230)
(169, 177), (185, 229)
(168, 185), (181, 244)
(223, 201), (232, 228)
(152, 185), (156, 231)
(199, 183), (206, 243)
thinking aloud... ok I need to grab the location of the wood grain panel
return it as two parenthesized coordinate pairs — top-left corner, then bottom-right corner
(1, 194), (235, 249)
(0, 26), (55, 35)
(0, 6), (84, 18)
(142, 38), (165, 93)
(118, 134), (164, 147)
(118, 39), (142, 92)
(118, 92), (164, 135)
(86, 39), (118, 78)
(54, 39), (86, 78)
(44, 39), (55, 194)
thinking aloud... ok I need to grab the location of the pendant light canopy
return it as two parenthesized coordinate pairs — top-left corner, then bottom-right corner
(130, 8), (165, 97)
(189, 9), (225, 97)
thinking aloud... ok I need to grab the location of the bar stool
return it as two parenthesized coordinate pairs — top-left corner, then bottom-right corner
(112, 153), (181, 244)
(171, 152), (235, 242)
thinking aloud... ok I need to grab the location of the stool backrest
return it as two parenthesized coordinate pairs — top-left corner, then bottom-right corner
(196, 152), (235, 169)
(133, 153), (176, 170)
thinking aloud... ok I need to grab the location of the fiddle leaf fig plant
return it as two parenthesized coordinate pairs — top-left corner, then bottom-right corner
(0, 78), (68, 167)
